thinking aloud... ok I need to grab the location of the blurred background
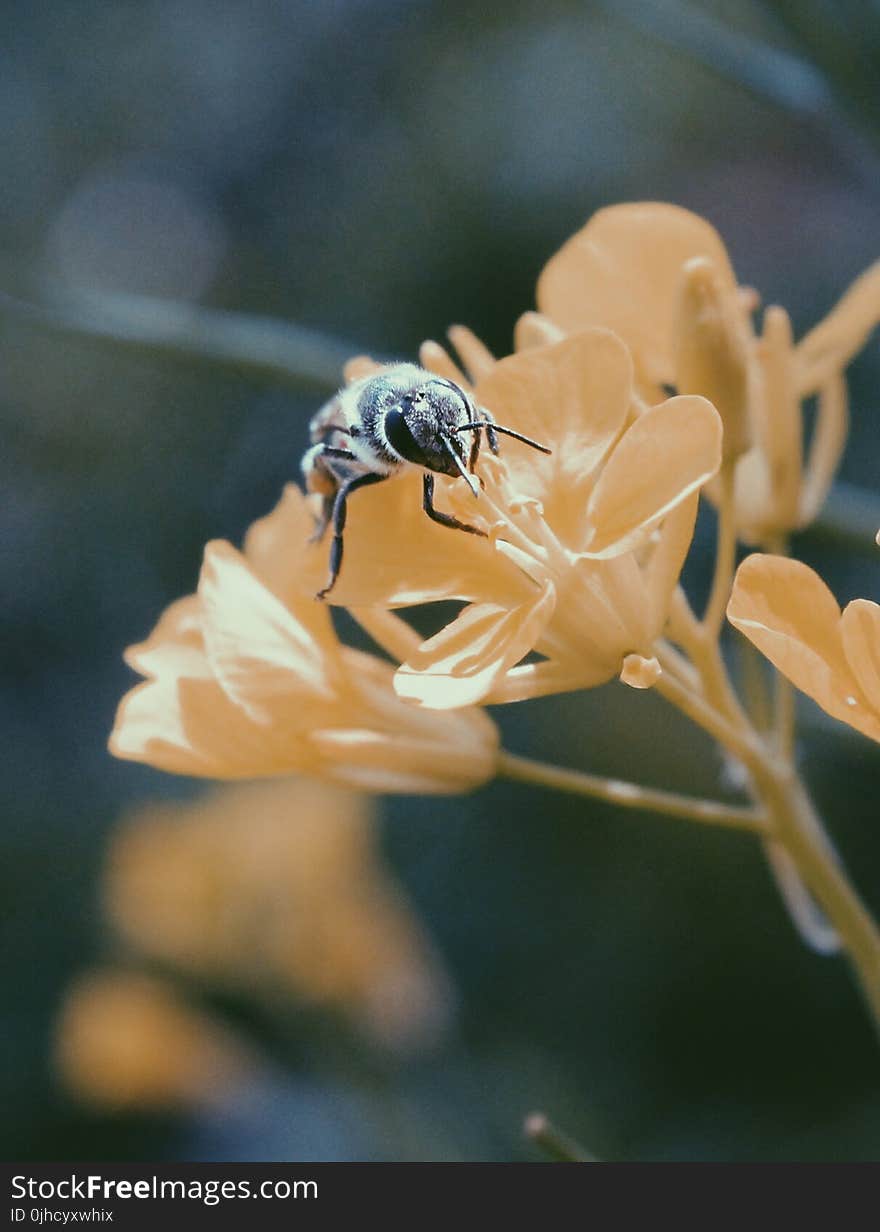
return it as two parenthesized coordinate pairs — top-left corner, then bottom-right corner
(2, 0), (880, 1162)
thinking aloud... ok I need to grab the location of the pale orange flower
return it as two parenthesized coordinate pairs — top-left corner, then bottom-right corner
(728, 554), (880, 743)
(104, 780), (453, 1051)
(535, 202), (878, 543)
(109, 500), (498, 791)
(54, 970), (249, 1111)
(264, 328), (721, 708)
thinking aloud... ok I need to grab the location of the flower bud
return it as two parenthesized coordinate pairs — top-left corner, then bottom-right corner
(674, 257), (753, 463)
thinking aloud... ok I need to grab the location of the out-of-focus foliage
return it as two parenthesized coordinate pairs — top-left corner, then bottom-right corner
(2, 0), (879, 1161)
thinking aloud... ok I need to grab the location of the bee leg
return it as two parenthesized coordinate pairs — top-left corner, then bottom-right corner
(303, 444), (358, 543)
(422, 473), (487, 538)
(316, 471), (386, 600)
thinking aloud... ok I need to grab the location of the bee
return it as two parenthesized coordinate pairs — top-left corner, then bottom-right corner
(302, 363), (551, 599)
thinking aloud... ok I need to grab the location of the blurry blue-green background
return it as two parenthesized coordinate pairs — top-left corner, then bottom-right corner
(2, 0), (879, 1161)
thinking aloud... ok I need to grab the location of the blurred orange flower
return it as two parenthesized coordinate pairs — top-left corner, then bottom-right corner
(104, 779), (453, 1051)
(535, 202), (878, 543)
(54, 970), (248, 1111)
(109, 501), (498, 791)
(728, 554), (880, 742)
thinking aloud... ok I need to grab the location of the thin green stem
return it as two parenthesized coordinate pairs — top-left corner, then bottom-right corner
(737, 633), (773, 734)
(0, 286), (356, 390)
(753, 762), (880, 1033)
(763, 533), (796, 762)
(653, 653), (758, 765)
(653, 646), (880, 1036)
(703, 461), (738, 640)
(497, 750), (766, 834)
(524, 1113), (596, 1163)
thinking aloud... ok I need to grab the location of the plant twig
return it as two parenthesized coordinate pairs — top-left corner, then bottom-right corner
(497, 750), (765, 833)
(0, 286), (358, 390)
(524, 1113), (596, 1163)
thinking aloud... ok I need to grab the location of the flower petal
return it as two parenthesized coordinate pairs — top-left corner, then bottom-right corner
(473, 329), (633, 544)
(109, 657), (303, 779)
(644, 493), (699, 636)
(447, 325), (495, 382)
(419, 340), (470, 389)
(290, 472), (525, 609)
(513, 311), (564, 352)
(123, 595), (203, 676)
(198, 541), (338, 722)
(796, 258), (880, 395)
(728, 555), (880, 738)
(309, 728), (495, 795)
(394, 583), (556, 709)
(537, 203), (737, 385)
(840, 599), (880, 717)
(583, 395), (721, 558)
(344, 355), (384, 382)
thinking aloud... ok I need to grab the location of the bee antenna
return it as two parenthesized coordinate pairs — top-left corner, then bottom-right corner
(454, 421), (552, 455)
(440, 435), (480, 497)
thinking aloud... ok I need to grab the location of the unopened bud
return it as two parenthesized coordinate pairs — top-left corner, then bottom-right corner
(620, 653), (662, 690)
(674, 257), (753, 462)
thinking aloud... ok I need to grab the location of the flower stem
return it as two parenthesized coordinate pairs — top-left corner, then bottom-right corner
(0, 286), (355, 390)
(523, 1113), (595, 1163)
(496, 750), (766, 833)
(703, 460), (737, 640)
(753, 761), (880, 1033)
(762, 533), (796, 762)
(654, 647), (880, 1035)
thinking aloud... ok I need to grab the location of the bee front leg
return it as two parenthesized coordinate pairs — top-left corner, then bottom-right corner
(422, 473), (487, 538)
(316, 471), (386, 600)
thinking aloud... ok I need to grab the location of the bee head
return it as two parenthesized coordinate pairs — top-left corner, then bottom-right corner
(379, 371), (473, 478)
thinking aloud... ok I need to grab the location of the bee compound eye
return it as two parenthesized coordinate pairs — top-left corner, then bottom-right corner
(384, 406), (427, 465)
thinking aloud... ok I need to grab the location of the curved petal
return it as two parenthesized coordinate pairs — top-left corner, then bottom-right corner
(583, 395), (721, 557)
(644, 493), (699, 636)
(394, 583), (556, 709)
(123, 595), (203, 675)
(796, 258), (880, 394)
(473, 329), (633, 544)
(419, 340), (470, 389)
(243, 488), (346, 651)
(728, 556), (880, 738)
(109, 660), (306, 779)
(285, 472), (524, 609)
(513, 311), (564, 352)
(537, 203), (738, 385)
(309, 728), (495, 795)
(198, 541), (338, 722)
(447, 325), (495, 382)
(841, 599), (880, 717)
(344, 355), (385, 383)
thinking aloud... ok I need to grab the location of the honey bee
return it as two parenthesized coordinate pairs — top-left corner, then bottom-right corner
(302, 363), (550, 598)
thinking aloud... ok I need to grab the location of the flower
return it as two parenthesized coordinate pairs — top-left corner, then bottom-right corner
(103, 779), (453, 1051)
(54, 970), (248, 1111)
(728, 553), (880, 742)
(270, 328), (721, 708)
(109, 501), (498, 791)
(535, 202), (878, 543)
